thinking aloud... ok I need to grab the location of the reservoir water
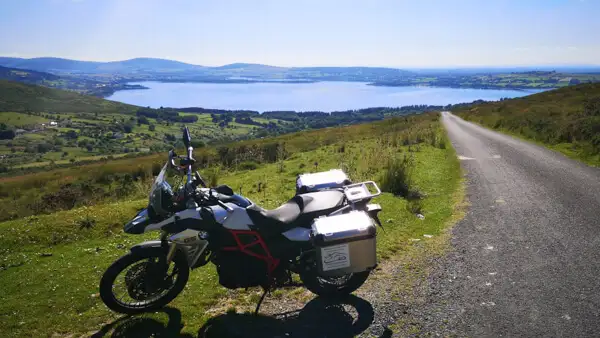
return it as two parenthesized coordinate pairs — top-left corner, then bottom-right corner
(108, 81), (546, 112)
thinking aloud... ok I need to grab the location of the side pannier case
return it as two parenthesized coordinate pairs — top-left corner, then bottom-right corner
(296, 169), (351, 194)
(311, 211), (377, 276)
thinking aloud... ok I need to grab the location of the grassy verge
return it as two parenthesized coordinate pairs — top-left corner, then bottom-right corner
(0, 115), (464, 337)
(453, 83), (600, 167)
(459, 118), (600, 167)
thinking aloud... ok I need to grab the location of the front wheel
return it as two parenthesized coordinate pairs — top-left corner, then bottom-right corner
(99, 246), (189, 314)
(300, 270), (371, 298)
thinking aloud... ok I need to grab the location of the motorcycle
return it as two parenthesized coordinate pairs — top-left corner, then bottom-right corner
(99, 126), (384, 314)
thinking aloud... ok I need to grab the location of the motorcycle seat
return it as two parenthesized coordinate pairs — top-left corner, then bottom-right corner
(247, 190), (345, 231)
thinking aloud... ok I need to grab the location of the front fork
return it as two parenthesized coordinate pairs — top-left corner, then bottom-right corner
(160, 231), (178, 265)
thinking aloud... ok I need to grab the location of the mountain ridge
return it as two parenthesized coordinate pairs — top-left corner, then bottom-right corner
(0, 56), (411, 74)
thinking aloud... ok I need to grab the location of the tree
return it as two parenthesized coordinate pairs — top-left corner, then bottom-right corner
(0, 129), (15, 140)
(65, 130), (78, 140)
(148, 124), (156, 132)
(36, 142), (53, 153)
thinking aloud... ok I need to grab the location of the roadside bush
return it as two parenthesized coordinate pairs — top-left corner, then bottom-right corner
(381, 155), (414, 198)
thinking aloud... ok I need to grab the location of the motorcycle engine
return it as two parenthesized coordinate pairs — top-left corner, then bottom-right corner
(214, 251), (269, 289)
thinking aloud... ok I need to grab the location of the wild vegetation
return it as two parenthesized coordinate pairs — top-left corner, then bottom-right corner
(0, 112), (463, 336)
(454, 83), (600, 166)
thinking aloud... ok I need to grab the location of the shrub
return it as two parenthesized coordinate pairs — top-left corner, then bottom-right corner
(239, 161), (260, 171)
(381, 155), (414, 197)
(78, 215), (96, 229)
(205, 167), (221, 187)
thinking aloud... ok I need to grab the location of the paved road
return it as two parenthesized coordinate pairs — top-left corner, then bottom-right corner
(426, 112), (600, 337)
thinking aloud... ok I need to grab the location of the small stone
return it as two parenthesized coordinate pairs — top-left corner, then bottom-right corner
(409, 238), (421, 242)
(386, 219), (394, 223)
(40, 253), (53, 257)
(116, 244), (125, 249)
(416, 214), (425, 220)
(423, 234), (433, 238)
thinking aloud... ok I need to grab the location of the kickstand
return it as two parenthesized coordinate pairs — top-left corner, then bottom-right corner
(254, 288), (269, 315)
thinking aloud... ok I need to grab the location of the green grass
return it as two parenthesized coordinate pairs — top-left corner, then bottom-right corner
(0, 80), (137, 114)
(0, 114), (464, 337)
(0, 112), (49, 126)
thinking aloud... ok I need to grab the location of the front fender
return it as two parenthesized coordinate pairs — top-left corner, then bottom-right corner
(130, 240), (165, 253)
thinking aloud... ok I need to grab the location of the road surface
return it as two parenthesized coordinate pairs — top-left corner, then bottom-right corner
(425, 112), (600, 337)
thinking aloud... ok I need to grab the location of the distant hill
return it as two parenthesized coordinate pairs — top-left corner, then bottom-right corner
(0, 80), (137, 113)
(0, 57), (413, 81)
(0, 65), (61, 83)
(0, 57), (204, 74)
(0, 57), (103, 73)
(454, 83), (600, 165)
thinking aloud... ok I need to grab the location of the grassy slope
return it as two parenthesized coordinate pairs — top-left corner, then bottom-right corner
(0, 112), (50, 127)
(0, 114), (463, 336)
(454, 83), (600, 166)
(0, 80), (137, 113)
(0, 115), (425, 221)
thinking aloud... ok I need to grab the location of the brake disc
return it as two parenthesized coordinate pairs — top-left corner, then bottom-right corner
(124, 262), (163, 301)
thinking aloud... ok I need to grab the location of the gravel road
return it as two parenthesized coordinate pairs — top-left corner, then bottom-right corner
(421, 112), (600, 337)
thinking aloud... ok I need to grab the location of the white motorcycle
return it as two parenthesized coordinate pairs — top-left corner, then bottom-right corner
(99, 127), (383, 314)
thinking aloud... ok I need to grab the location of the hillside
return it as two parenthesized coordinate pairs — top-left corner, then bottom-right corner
(454, 83), (600, 166)
(0, 80), (137, 113)
(0, 65), (60, 83)
(0, 57), (414, 82)
(0, 57), (203, 74)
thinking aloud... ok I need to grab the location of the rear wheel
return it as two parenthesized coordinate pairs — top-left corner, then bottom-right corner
(99, 247), (189, 314)
(300, 269), (370, 298)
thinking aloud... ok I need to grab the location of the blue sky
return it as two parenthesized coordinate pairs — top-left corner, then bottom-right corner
(1, 0), (598, 67)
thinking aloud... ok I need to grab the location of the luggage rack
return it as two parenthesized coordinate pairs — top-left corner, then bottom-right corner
(329, 181), (381, 216)
(343, 181), (381, 202)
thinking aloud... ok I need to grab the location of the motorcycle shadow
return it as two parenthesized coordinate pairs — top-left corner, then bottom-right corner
(198, 295), (376, 338)
(93, 295), (380, 338)
(92, 306), (193, 338)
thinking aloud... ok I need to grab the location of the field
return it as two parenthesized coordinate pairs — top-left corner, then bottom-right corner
(0, 109), (289, 170)
(454, 83), (600, 166)
(0, 112), (464, 336)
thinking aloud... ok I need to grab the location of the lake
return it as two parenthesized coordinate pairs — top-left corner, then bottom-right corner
(108, 81), (546, 112)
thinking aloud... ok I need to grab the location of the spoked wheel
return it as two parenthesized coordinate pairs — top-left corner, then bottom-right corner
(99, 247), (189, 314)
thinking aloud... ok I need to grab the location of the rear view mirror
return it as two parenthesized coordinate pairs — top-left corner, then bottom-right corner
(182, 126), (191, 148)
